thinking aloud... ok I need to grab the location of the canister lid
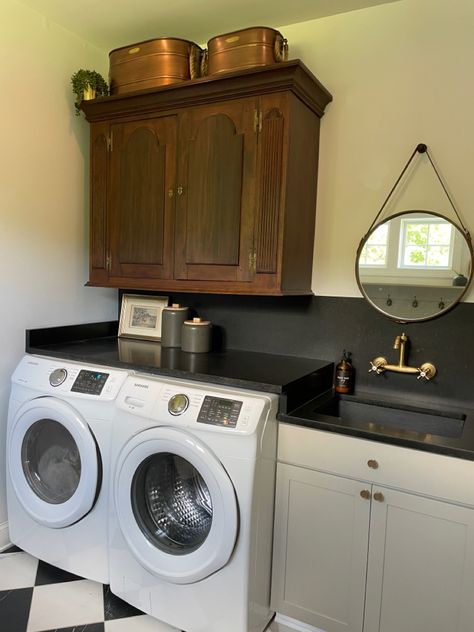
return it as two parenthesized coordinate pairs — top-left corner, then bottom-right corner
(164, 303), (189, 311)
(184, 317), (211, 326)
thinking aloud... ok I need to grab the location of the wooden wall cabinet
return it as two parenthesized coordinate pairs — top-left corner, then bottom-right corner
(82, 61), (332, 295)
(272, 424), (474, 632)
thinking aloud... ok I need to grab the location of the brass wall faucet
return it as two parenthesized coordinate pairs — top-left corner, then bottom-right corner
(369, 333), (436, 380)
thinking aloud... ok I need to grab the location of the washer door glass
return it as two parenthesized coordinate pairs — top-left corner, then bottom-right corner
(132, 452), (213, 555)
(115, 426), (238, 584)
(22, 419), (81, 504)
(9, 397), (100, 528)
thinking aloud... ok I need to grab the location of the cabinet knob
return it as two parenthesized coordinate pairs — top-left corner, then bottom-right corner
(367, 459), (379, 469)
(177, 186), (184, 196)
(360, 489), (371, 500)
(373, 491), (385, 502)
(168, 189), (174, 198)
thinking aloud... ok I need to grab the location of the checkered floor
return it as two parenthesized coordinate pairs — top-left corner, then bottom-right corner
(0, 546), (180, 632)
(0, 546), (285, 632)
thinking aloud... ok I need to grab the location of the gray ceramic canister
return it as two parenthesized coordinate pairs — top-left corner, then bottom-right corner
(161, 304), (189, 347)
(181, 317), (212, 353)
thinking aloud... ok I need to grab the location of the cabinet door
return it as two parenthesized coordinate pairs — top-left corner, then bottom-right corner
(174, 98), (257, 282)
(364, 487), (474, 632)
(271, 463), (370, 632)
(108, 117), (177, 280)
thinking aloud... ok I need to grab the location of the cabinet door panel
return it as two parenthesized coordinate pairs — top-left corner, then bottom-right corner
(109, 117), (176, 279)
(271, 463), (370, 632)
(186, 114), (242, 265)
(175, 99), (256, 282)
(365, 488), (474, 632)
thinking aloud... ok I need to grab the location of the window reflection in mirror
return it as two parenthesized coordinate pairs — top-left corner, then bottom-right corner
(357, 211), (472, 322)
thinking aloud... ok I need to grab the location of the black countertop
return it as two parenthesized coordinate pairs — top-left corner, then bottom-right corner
(26, 321), (333, 414)
(280, 388), (474, 461)
(26, 321), (474, 460)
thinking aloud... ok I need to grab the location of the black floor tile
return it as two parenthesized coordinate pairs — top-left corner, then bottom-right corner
(103, 584), (144, 621)
(0, 588), (33, 632)
(35, 560), (83, 586)
(1, 545), (22, 555)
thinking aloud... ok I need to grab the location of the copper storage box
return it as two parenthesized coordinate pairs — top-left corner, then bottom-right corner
(109, 38), (203, 95)
(206, 26), (288, 76)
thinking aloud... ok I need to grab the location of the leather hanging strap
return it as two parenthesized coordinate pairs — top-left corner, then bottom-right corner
(366, 143), (469, 238)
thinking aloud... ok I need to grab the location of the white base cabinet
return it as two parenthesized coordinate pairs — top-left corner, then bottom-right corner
(271, 424), (474, 632)
(272, 463), (370, 632)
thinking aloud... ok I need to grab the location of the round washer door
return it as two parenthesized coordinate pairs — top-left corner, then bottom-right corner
(8, 397), (100, 528)
(115, 426), (238, 585)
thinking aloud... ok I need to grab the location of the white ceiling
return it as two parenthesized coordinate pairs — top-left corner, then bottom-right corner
(18, 0), (399, 51)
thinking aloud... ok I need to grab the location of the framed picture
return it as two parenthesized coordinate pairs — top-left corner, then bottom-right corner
(118, 294), (169, 341)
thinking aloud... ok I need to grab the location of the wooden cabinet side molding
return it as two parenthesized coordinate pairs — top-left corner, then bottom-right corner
(83, 60), (332, 295)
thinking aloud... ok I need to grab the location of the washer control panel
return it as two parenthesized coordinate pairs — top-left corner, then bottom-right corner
(117, 374), (276, 434)
(197, 396), (243, 428)
(71, 369), (109, 395)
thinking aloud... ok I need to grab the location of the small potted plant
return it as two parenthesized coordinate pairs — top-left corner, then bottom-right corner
(71, 69), (108, 115)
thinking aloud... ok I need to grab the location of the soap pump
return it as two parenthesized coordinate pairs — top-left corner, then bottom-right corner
(335, 350), (354, 394)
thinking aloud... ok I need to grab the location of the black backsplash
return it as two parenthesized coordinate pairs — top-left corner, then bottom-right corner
(120, 291), (474, 406)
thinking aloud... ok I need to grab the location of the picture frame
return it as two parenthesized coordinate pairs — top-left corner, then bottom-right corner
(118, 294), (169, 342)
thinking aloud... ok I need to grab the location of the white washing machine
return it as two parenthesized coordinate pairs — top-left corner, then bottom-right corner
(6, 355), (129, 583)
(109, 373), (279, 632)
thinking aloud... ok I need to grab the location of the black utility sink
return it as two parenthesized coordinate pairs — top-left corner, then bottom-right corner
(309, 394), (466, 439)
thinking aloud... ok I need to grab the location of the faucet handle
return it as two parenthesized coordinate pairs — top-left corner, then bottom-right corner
(417, 362), (437, 380)
(369, 357), (388, 375)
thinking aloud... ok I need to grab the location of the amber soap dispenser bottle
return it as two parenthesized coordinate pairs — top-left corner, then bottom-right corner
(335, 350), (354, 394)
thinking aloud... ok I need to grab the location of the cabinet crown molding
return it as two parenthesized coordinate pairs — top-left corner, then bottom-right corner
(81, 59), (333, 122)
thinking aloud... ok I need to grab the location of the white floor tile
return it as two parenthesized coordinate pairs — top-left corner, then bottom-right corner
(27, 579), (104, 632)
(0, 552), (39, 590)
(105, 614), (180, 631)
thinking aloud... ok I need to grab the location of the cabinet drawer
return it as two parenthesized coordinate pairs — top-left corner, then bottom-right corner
(278, 422), (474, 506)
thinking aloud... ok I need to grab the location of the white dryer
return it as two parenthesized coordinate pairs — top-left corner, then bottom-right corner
(6, 355), (129, 583)
(109, 374), (279, 632)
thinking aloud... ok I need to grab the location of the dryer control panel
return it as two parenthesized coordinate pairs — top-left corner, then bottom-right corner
(71, 369), (109, 395)
(12, 356), (128, 401)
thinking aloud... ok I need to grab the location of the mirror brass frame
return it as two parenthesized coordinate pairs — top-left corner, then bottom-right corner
(356, 210), (473, 323)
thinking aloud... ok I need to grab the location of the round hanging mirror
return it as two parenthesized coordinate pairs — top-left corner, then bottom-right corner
(356, 210), (473, 322)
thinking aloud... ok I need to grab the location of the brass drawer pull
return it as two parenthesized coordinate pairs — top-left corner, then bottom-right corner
(360, 489), (371, 500)
(367, 459), (379, 469)
(373, 491), (385, 502)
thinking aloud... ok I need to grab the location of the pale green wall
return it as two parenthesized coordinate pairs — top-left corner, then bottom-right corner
(0, 0), (117, 544)
(279, 0), (474, 299)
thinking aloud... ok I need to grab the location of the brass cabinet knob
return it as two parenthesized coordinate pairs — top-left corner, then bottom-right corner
(168, 189), (174, 198)
(373, 491), (385, 502)
(177, 186), (184, 196)
(360, 489), (371, 500)
(367, 459), (379, 469)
